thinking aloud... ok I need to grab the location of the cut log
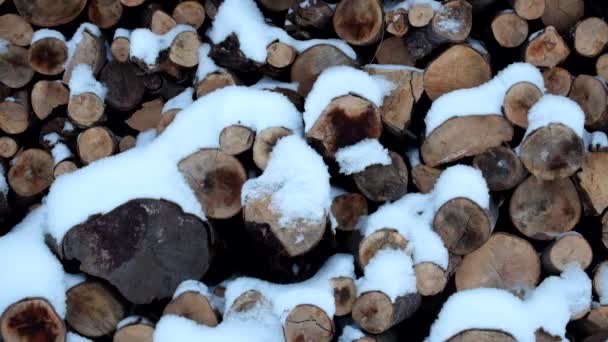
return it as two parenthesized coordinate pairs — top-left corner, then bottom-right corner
(0, 100), (29, 134)
(195, 71), (239, 98)
(77, 127), (115, 165)
(541, 0), (585, 33)
(111, 37), (131, 63)
(88, 0), (123, 29)
(31, 81), (69, 120)
(66, 282), (125, 338)
(594, 261), (608, 300)
(333, 0), (383, 46)
(100, 62), (146, 113)
(577, 305), (608, 337)
(163, 291), (220, 327)
(431, 0), (473, 42)
(331, 193), (368, 231)
(415, 262), (448, 296)
(120, 0), (145, 7)
(472, 146), (526, 191)
(266, 42), (297, 69)
(353, 151), (409, 202)
(598, 54), (608, 81)
(423, 45), (491, 100)
(573, 17), (608, 58)
(491, 11), (528, 48)
(364, 66), (424, 135)
(575, 152), (608, 216)
(169, 31), (200, 68)
(568, 74), (608, 130)
(118, 136), (136, 152)
(0, 136), (18, 158)
(178, 148), (246, 219)
(433, 197), (492, 255)
(173, 1), (206, 29)
(284, 304), (335, 342)
(13, 0), (87, 27)
(524, 26), (571, 68)
(352, 291), (421, 334)
(113, 321), (154, 342)
(455, 232), (541, 293)
(409, 4), (434, 28)
(503, 81), (542, 128)
(287, 0), (334, 32)
(543, 67), (572, 96)
(54, 160), (78, 178)
(291, 45), (356, 96)
(448, 330), (516, 342)
(253, 127), (292, 170)
(126, 99), (164, 132)
(510, 176), (581, 240)
(63, 199), (211, 304)
(150, 8), (177, 35)
(541, 233), (592, 274)
(385, 9), (409, 37)
(358, 228), (408, 268)
(421, 115), (514, 167)
(258, 0), (294, 11)
(332, 277), (357, 316)
(68, 93), (105, 127)
(0, 298), (66, 342)
(0, 14), (34, 47)
(306, 95), (382, 159)
(219, 125), (255, 156)
(519, 123), (584, 180)
(507, 0), (545, 20)
(374, 37), (414, 66)
(8, 148), (54, 197)
(156, 110), (178, 135)
(0, 44), (34, 89)
(63, 29), (106, 84)
(411, 164), (441, 193)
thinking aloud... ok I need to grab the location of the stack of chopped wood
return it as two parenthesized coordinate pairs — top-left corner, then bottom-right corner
(1, 0), (608, 341)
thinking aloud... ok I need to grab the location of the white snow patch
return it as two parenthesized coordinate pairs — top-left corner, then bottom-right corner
(67, 332), (92, 342)
(63, 121), (75, 132)
(114, 28), (131, 40)
(117, 316), (153, 330)
(130, 25), (195, 66)
(3, 96), (15, 102)
(525, 95), (585, 139)
(385, 0), (443, 11)
(208, 0), (356, 63)
(339, 325), (366, 342)
(69, 64), (107, 100)
(335, 139), (391, 175)
(0, 164), (8, 195)
(52, 143), (72, 165)
(135, 129), (157, 147)
(406, 147), (421, 168)
(0, 39), (8, 54)
(66, 23), (102, 68)
(304, 66), (395, 132)
(356, 249), (417, 300)
(425, 63), (545, 136)
(432, 165), (489, 210)
(195, 43), (225, 82)
(31, 29), (66, 44)
(43, 133), (62, 146)
(597, 263), (608, 305)
(252, 77), (299, 92)
(366, 64), (424, 73)
(163, 88), (194, 113)
(173, 279), (210, 299)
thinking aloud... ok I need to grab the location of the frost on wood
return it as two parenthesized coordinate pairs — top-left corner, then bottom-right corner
(425, 63), (545, 135)
(45, 86), (303, 243)
(356, 249), (417, 300)
(208, 0), (356, 63)
(304, 66), (395, 132)
(427, 264), (591, 342)
(68, 64), (107, 100)
(335, 139), (391, 175)
(130, 25), (195, 66)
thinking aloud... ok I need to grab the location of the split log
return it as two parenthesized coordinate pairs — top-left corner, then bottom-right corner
(541, 0), (585, 33)
(423, 44), (491, 100)
(88, 0), (123, 29)
(331, 193), (368, 231)
(266, 42), (297, 69)
(524, 26), (571, 68)
(156, 110), (178, 135)
(503, 81), (542, 128)
(126, 99), (164, 132)
(178, 149), (246, 219)
(0, 14), (33, 47)
(472, 146), (526, 191)
(258, 0), (293, 12)
(173, 1), (206, 28)
(0, 43), (34, 89)
(352, 291), (421, 334)
(68, 93), (105, 127)
(306, 95), (382, 159)
(100, 62), (146, 113)
(0, 136), (18, 158)
(455, 232), (541, 292)
(253, 127), (292, 170)
(358, 228), (408, 268)
(332, 277), (357, 316)
(113, 319), (154, 342)
(54, 160), (78, 178)
(541, 233), (592, 274)
(287, 0), (334, 33)
(63, 29), (106, 84)
(66, 282), (125, 338)
(573, 17), (608, 58)
(411, 164), (441, 193)
(291, 44), (356, 96)
(8, 148), (54, 197)
(169, 31), (200, 68)
(543, 67), (572, 96)
(13, 0), (87, 27)
(364, 66), (424, 136)
(433, 197), (493, 255)
(118, 136), (136, 152)
(195, 71), (239, 98)
(353, 151), (409, 202)
(284, 304), (335, 342)
(219, 125), (255, 156)
(448, 330), (516, 342)
(510, 176), (581, 240)
(31, 81), (69, 120)
(0, 298), (66, 342)
(163, 291), (220, 327)
(409, 4), (434, 28)
(575, 152), (608, 216)
(385, 9), (408, 37)
(568, 74), (608, 130)
(491, 11), (528, 48)
(374, 37), (414, 66)
(421, 115), (514, 167)
(120, 0), (145, 7)
(519, 123), (584, 180)
(0, 99), (29, 134)
(149, 7), (177, 35)
(77, 127), (116, 165)
(598, 54), (608, 81)
(333, 0), (383, 46)
(62, 199), (211, 304)
(111, 37), (131, 63)
(508, 0), (545, 20)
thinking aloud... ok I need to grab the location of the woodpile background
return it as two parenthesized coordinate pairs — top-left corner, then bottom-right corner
(1, 0), (608, 341)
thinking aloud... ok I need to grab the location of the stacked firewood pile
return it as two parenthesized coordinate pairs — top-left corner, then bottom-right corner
(2, 0), (608, 341)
